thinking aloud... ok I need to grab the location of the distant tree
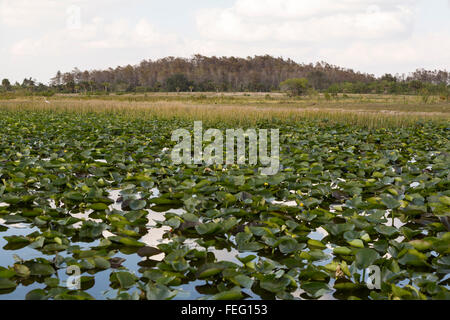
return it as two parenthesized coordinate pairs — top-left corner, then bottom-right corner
(307, 70), (330, 90)
(46, 55), (449, 95)
(102, 82), (110, 93)
(165, 73), (192, 92)
(1, 79), (11, 91)
(326, 83), (340, 97)
(153, 82), (162, 92)
(342, 82), (354, 93)
(21, 77), (35, 88)
(50, 71), (62, 87)
(135, 86), (147, 93)
(88, 80), (95, 92)
(380, 73), (397, 82)
(280, 78), (309, 96)
(409, 80), (423, 94)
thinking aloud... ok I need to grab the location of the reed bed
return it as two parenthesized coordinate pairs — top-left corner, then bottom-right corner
(1, 98), (449, 128)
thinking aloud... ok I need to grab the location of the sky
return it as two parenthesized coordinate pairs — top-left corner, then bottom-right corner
(0, 0), (449, 84)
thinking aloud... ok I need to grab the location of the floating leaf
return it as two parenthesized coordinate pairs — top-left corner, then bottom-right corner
(0, 278), (16, 290)
(211, 287), (243, 300)
(115, 271), (137, 289)
(347, 239), (364, 248)
(375, 225), (399, 237)
(29, 263), (55, 276)
(355, 248), (380, 269)
(260, 276), (290, 293)
(301, 282), (331, 298)
(130, 199), (146, 210)
(307, 239), (326, 249)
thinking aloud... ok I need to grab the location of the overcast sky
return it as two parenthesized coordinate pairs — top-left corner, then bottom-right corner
(1, 0), (449, 84)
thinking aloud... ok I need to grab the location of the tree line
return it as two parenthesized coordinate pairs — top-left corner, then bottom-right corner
(1, 55), (449, 96)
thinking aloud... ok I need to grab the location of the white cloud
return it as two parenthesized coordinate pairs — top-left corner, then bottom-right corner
(233, 0), (418, 18)
(0, 0), (140, 28)
(85, 18), (177, 49)
(0, 0), (62, 27)
(196, 0), (417, 42)
(10, 17), (177, 56)
(190, 0), (450, 76)
(1, 0), (448, 83)
(317, 32), (450, 73)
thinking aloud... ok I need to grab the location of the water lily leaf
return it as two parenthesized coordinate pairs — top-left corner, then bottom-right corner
(260, 276), (290, 293)
(64, 191), (84, 201)
(93, 257), (111, 269)
(307, 239), (326, 249)
(167, 217), (181, 229)
(233, 275), (254, 289)
(236, 255), (256, 264)
(29, 263), (55, 276)
(197, 264), (223, 279)
(54, 291), (94, 300)
(25, 289), (48, 300)
(130, 199), (146, 210)
(299, 265), (329, 281)
(333, 246), (353, 256)
(0, 267), (15, 279)
(325, 223), (355, 236)
(375, 225), (399, 237)
(115, 271), (137, 289)
(380, 194), (401, 209)
(13, 264), (30, 278)
(301, 282), (331, 298)
(347, 239), (364, 248)
(279, 238), (302, 254)
(146, 284), (176, 300)
(334, 280), (366, 291)
(0, 278), (16, 290)
(365, 210), (387, 223)
(343, 231), (361, 241)
(4, 235), (30, 244)
(398, 249), (428, 267)
(439, 196), (450, 206)
(109, 236), (145, 247)
(211, 287), (243, 300)
(195, 223), (221, 235)
(137, 246), (162, 258)
(90, 203), (108, 211)
(44, 277), (60, 288)
(409, 240), (432, 252)
(355, 248), (380, 269)
(238, 242), (265, 252)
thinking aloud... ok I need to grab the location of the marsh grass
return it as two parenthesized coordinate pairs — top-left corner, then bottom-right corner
(1, 96), (449, 128)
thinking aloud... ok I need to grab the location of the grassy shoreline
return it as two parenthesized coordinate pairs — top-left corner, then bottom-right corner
(1, 95), (449, 128)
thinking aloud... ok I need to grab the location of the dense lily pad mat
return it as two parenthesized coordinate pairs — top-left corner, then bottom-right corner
(0, 110), (449, 300)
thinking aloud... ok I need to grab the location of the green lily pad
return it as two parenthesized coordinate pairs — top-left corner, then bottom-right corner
(130, 199), (147, 210)
(0, 278), (17, 290)
(375, 225), (399, 237)
(114, 271), (137, 289)
(301, 282), (331, 298)
(355, 248), (380, 269)
(29, 263), (55, 276)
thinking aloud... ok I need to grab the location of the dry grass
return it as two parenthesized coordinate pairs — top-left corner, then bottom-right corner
(1, 96), (449, 128)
